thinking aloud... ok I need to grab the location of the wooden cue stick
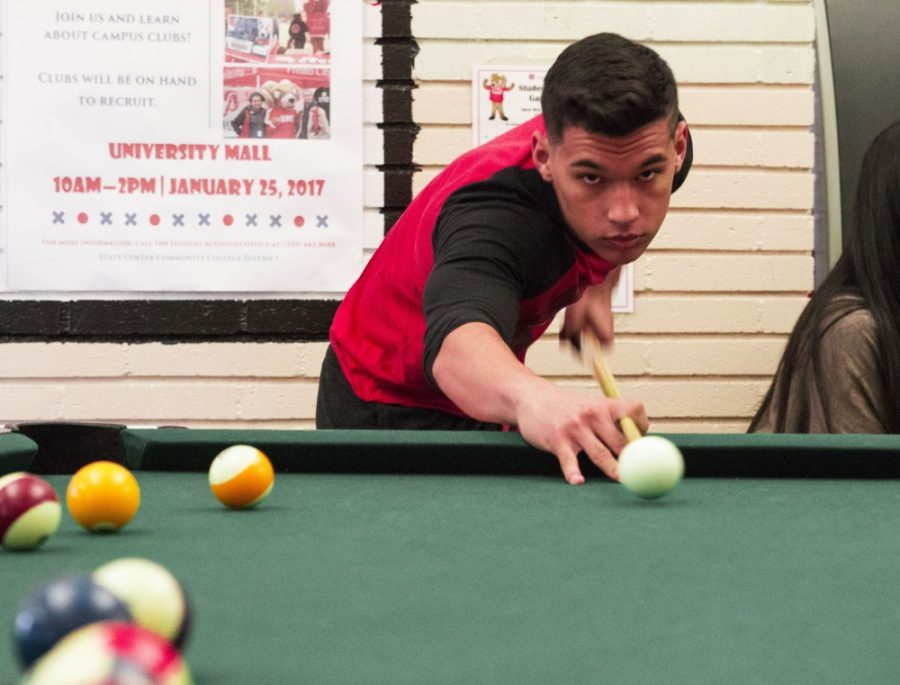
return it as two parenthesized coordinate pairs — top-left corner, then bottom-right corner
(583, 330), (644, 444)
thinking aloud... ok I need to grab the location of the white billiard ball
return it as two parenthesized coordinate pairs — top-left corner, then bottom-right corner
(618, 436), (684, 499)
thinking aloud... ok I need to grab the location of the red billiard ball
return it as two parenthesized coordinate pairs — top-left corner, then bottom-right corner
(22, 621), (192, 685)
(0, 472), (62, 551)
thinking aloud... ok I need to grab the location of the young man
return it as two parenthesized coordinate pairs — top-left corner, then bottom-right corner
(317, 33), (692, 484)
(231, 92), (271, 139)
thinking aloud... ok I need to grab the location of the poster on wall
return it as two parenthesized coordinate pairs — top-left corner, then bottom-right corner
(2, 0), (363, 292)
(472, 66), (634, 313)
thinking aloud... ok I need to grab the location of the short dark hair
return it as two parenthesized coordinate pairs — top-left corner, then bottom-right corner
(541, 33), (679, 142)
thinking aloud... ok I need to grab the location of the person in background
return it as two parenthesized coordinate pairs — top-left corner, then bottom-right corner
(750, 119), (900, 433)
(300, 87), (330, 139)
(304, 0), (329, 54)
(287, 13), (308, 50)
(231, 91), (271, 139)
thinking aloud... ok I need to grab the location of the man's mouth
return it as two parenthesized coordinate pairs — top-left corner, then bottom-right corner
(607, 234), (642, 248)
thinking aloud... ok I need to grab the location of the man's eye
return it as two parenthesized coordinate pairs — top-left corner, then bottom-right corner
(580, 174), (601, 185)
(638, 169), (660, 181)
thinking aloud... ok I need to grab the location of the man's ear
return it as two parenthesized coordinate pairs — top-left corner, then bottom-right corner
(673, 120), (688, 173)
(671, 117), (693, 192)
(531, 131), (553, 182)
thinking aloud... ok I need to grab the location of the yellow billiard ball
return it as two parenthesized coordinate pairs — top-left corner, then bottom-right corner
(66, 461), (141, 532)
(93, 557), (191, 648)
(208, 445), (274, 509)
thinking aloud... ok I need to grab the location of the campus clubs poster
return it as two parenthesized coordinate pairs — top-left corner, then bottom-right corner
(2, 0), (363, 292)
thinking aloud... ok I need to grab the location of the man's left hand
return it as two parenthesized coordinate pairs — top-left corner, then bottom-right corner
(560, 267), (621, 351)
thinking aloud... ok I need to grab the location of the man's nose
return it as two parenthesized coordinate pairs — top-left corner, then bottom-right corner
(606, 183), (639, 225)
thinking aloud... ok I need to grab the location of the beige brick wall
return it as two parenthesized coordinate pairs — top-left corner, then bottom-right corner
(411, 0), (816, 433)
(1, 1), (817, 432)
(0, 343), (327, 428)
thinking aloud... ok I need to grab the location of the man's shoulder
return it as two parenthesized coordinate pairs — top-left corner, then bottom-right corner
(440, 166), (560, 237)
(443, 115), (545, 177)
(434, 167), (570, 285)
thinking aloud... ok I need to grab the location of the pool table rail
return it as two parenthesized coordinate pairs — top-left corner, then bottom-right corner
(122, 429), (900, 479)
(4, 423), (900, 479)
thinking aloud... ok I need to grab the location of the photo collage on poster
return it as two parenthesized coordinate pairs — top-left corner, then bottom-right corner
(223, 0), (331, 141)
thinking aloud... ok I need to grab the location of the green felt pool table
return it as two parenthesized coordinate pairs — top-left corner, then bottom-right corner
(3, 427), (900, 684)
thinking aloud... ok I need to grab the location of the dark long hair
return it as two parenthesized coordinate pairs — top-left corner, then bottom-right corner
(749, 120), (900, 432)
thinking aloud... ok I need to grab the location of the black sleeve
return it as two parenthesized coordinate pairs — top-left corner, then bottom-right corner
(421, 184), (554, 387)
(231, 107), (246, 135)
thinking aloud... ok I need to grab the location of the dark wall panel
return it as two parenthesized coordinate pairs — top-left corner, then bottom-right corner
(824, 0), (900, 241)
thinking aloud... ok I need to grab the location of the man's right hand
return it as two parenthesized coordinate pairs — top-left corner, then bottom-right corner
(432, 322), (648, 484)
(513, 380), (649, 484)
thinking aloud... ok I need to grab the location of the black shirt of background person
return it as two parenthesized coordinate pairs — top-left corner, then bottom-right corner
(300, 87), (330, 139)
(232, 106), (267, 139)
(288, 15), (308, 49)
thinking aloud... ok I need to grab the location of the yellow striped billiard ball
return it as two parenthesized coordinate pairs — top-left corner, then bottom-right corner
(208, 445), (274, 509)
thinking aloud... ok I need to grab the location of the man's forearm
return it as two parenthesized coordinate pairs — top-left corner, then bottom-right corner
(431, 322), (546, 424)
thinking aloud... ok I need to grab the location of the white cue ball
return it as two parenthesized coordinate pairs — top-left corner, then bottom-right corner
(618, 436), (684, 499)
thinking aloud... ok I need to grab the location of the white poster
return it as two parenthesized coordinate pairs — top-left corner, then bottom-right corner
(473, 66), (634, 313)
(2, 0), (363, 292)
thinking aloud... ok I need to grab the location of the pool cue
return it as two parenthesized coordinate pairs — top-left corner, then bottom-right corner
(583, 330), (644, 444)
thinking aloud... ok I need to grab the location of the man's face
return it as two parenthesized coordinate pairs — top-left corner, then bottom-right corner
(250, 96), (264, 109)
(532, 118), (688, 265)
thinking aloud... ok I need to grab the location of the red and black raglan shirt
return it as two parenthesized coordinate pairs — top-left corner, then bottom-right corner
(329, 113), (691, 417)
